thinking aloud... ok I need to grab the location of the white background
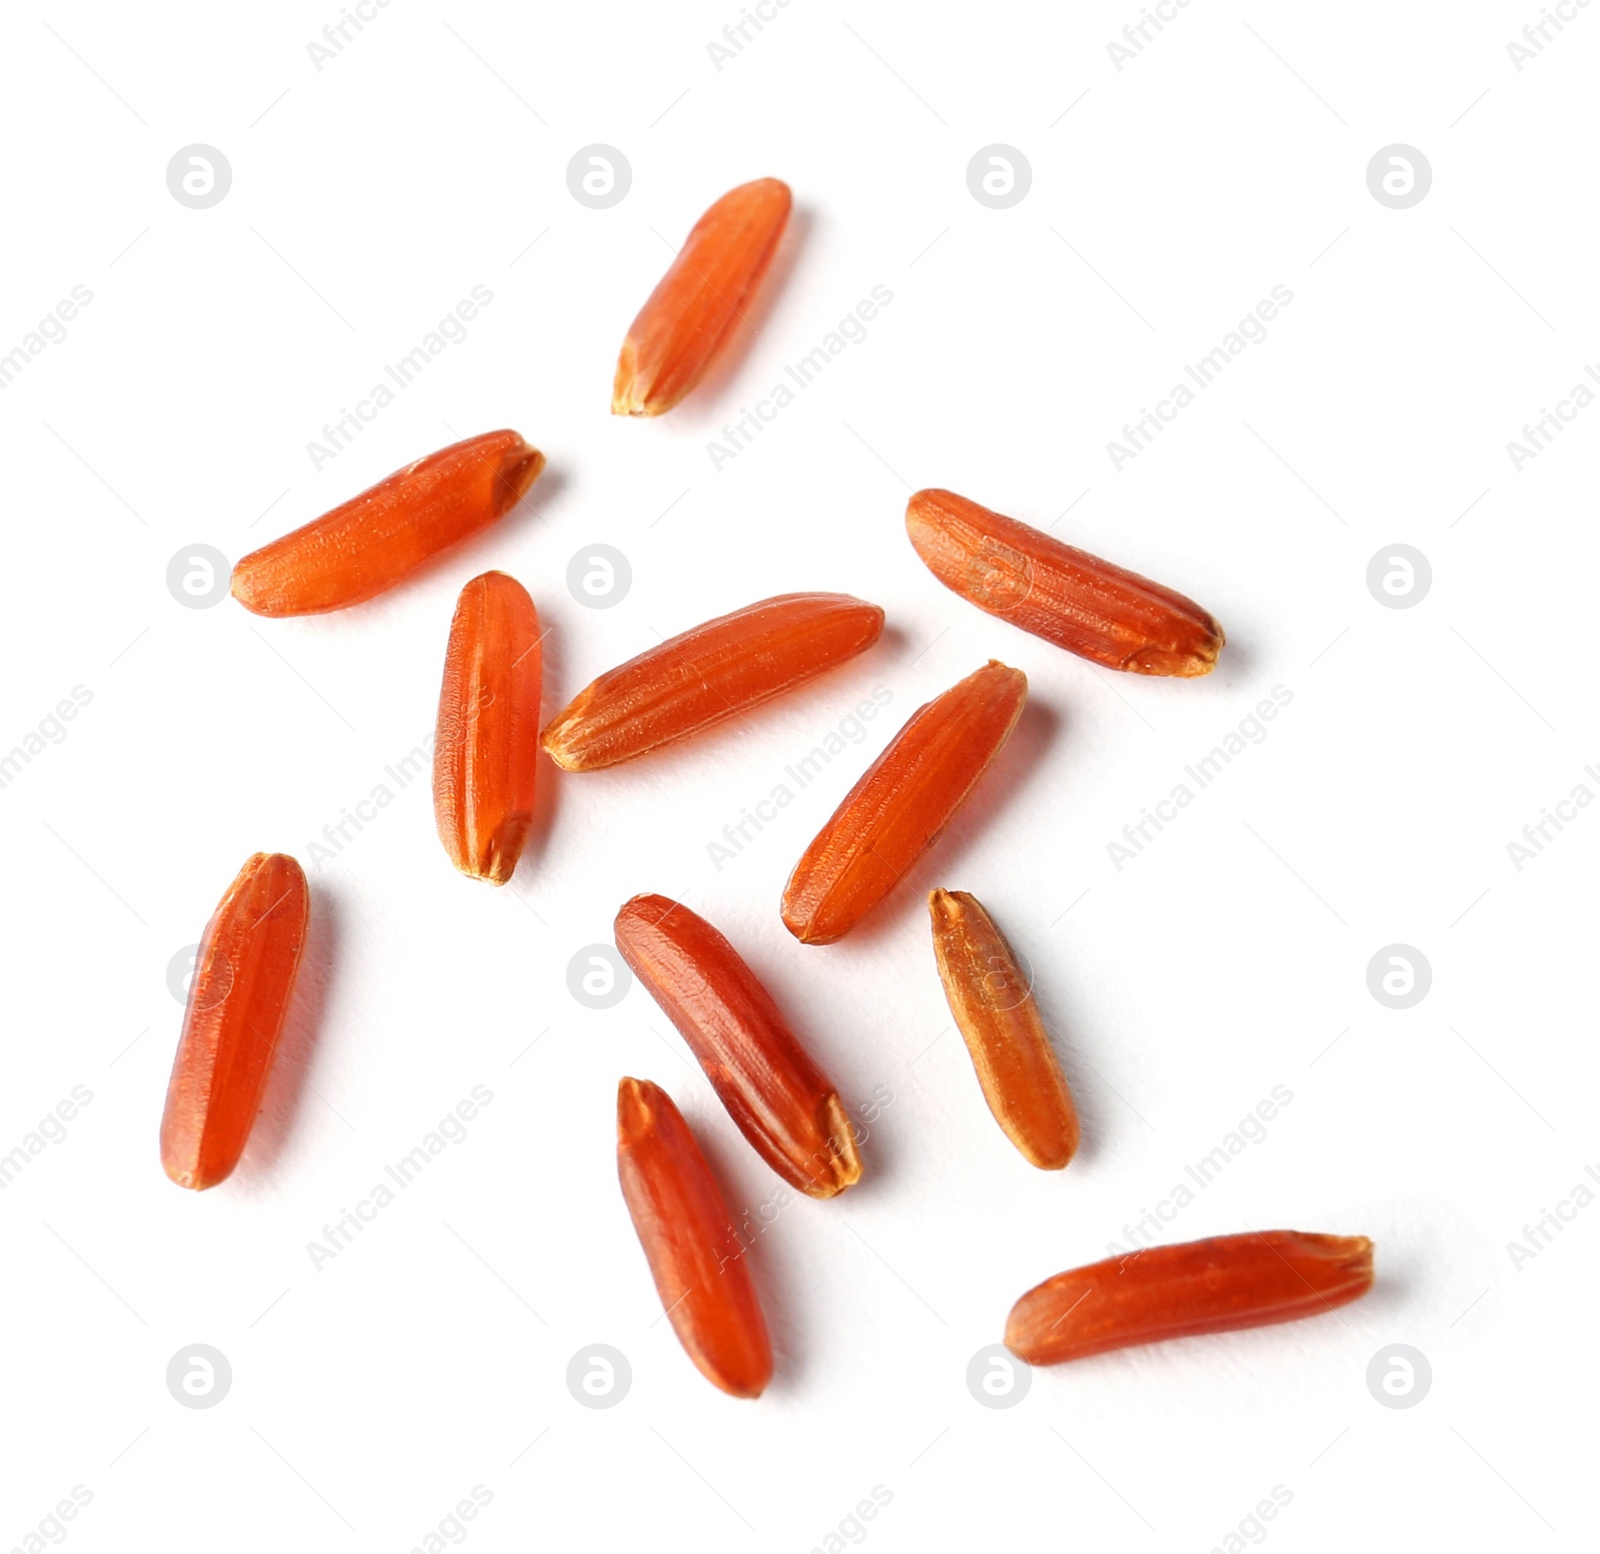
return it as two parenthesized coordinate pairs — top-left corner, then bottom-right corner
(1, 2), (1595, 1549)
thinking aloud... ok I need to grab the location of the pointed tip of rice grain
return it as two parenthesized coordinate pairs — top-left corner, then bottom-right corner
(617, 1076), (658, 1140)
